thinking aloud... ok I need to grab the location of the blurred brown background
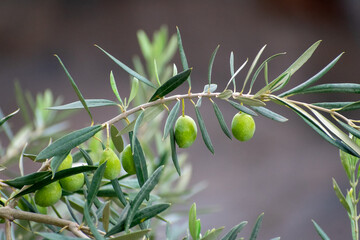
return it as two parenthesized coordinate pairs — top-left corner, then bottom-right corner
(1, 0), (360, 239)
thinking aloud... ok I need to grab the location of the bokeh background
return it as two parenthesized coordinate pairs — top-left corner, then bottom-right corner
(1, 0), (360, 239)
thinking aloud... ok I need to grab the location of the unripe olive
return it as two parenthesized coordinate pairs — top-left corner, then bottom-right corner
(174, 115), (197, 148)
(34, 181), (62, 207)
(231, 113), (256, 142)
(57, 154), (73, 172)
(100, 148), (121, 180)
(60, 173), (85, 192)
(36, 205), (48, 215)
(121, 144), (136, 175)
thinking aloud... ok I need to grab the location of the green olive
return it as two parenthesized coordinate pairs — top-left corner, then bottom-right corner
(231, 112), (256, 142)
(121, 144), (136, 175)
(100, 148), (121, 180)
(174, 115), (197, 148)
(34, 181), (62, 207)
(60, 173), (85, 192)
(57, 154), (73, 172)
(36, 205), (48, 215)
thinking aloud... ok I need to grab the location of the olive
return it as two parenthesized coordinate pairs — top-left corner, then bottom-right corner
(174, 115), (197, 148)
(231, 113), (256, 142)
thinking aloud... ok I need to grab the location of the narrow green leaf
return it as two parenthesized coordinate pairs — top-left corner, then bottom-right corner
(312, 102), (355, 111)
(132, 110), (145, 154)
(225, 59), (248, 90)
(13, 166), (97, 197)
(201, 227), (224, 240)
(50, 151), (71, 177)
(4, 171), (51, 188)
(212, 101), (232, 139)
(48, 99), (118, 110)
(195, 106), (214, 154)
(79, 148), (93, 165)
(111, 179), (127, 206)
(221, 221), (248, 240)
(297, 113), (356, 156)
(218, 90), (233, 100)
(249, 212), (264, 240)
(279, 40), (321, 78)
(189, 203), (198, 240)
(64, 196), (80, 224)
(337, 121), (360, 139)
(312, 220), (330, 240)
(280, 52), (343, 97)
(23, 153), (37, 161)
(163, 100), (181, 140)
(0, 109), (19, 127)
(129, 132), (148, 188)
(124, 166), (164, 231)
(95, 45), (156, 89)
(111, 125), (124, 153)
(103, 201), (111, 232)
(54, 55), (93, 123)
(119, 105), (164, 135)
(170, 127), (181, 176)
(242, 45), (267, 93)
(227, 100), (257, 116)
(332, 178), (351, 213)
(176, 27), (191, 87)
(37, 232), (83, 240)
(36, 125), (102, 160)
(230, 52), (235, 89)
(110, 71), (124, 105)
(137, 30), (152, 60)
(235, 96), (266, 107)
(84, 202), (106, 240)
(310, 108), (360, 157)
(339, 101), (360, 111)
(106, 203), (169, 236)
(87, 162), (107, 208)
(110, 229), (151, 240)
(149, 69), (192, 102)
(296, 83), (360, 94)
(14, 81), (31, 124)
(249, 52), (286, 93)
(208, 45), (220, 86)
(128, 77), (139, 105)
(251, 106), (288, 122)
(272, 97), (355, 154)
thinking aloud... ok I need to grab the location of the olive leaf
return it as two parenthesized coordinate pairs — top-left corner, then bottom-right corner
(221, 221), (248, 240)
(212, 101), (232, 139)
(48, 99), (118, 110)
(54, 55), (93, 123)
(95, 45), (156, 89)
(163, 100), (181, 140)
(249, 213), (264, 240)
(0, 108), (19, 127)
(149, 69), (192, 102)
(176, 27), (191, 87)
(195, 106), (214, 154)
(312, 220), (330, 240)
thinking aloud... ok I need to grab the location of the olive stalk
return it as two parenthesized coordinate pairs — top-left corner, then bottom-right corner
(103, 92), (356, 130)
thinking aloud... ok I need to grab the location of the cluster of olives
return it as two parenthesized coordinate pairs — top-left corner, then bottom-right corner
(31, 111), (255, 208)
(34, 154), (85, 207)
(33, 143), (137, 208)
(173, 112), (256, 148)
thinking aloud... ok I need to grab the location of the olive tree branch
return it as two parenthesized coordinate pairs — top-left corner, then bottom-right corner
(0, 206), (93, 238)
(102, 91), (250, 126)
